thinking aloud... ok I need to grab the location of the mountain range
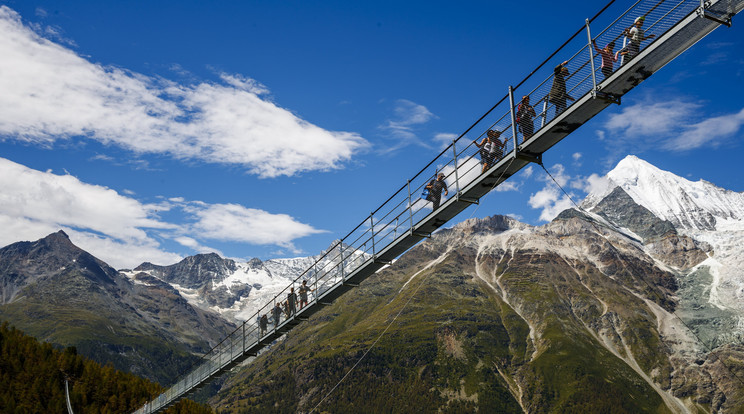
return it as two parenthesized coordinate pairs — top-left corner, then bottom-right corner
(1, 155), (743, 412)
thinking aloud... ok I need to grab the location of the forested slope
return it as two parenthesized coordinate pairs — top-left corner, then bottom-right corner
(0, 321), (212, 414)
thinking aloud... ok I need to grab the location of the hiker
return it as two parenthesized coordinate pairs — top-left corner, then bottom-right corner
(287, 287), (297, 316)
(298, 280), (313, 309)
(516, 96), (536, 141)
(425, 173), (449, 211)
(474, 134), (495, 173)
(272, 302), (283, 327)
(620, 16), (655, 63)
(549, 61), (574, 116)
(487, 129), (507, 161)
(259, 314), (268, 337)
(592, 40), (618, 80)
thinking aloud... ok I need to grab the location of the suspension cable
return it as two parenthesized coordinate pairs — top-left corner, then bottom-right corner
(310, 250), (441, 413)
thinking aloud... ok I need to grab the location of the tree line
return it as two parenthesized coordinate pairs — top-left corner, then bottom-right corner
(0, 321), (212, 414)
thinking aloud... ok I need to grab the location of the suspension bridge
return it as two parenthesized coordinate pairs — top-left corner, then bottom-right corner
(134, 0), (742, 412)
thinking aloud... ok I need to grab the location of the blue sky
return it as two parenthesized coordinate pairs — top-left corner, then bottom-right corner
(1, 0), (742, 269)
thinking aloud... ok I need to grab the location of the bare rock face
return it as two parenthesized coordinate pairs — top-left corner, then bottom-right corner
(646, 233), (709, 269)
(589, 186), (709, 270)
(135, 252), (238, 289)
(0, 231), (236, 384)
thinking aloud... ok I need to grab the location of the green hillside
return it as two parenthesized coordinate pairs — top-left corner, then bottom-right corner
(0, 321), (212, 414)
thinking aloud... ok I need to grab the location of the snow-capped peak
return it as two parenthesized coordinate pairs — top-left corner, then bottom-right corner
(592, 155), (744, 231)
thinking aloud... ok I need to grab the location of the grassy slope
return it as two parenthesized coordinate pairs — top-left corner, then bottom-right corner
(211, 239), (673, 413)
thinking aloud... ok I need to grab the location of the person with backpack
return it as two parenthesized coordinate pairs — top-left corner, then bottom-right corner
(516, 96), (536, 142)
(425, 173), (449, 211)
(549, 61), (574, 116)
(259, 313), (268, 337)
(474, 134), (495, 173)
(287, 287), (297, 316)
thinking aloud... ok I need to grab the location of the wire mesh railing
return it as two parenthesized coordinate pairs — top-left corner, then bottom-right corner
(134, 0), (713, 411)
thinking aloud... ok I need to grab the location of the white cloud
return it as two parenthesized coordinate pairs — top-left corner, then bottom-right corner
(379, 99), (437, 152)
(540, 163), (569, 187)
(528, 163), (585, 222)
(495, 181), (519, 192)
(434, 132), (458, 150)
(604, 100), (700, 138)
(0, 157), (179, 267)
(520, 165), (534, 179)
(187, 203), (326, 251)
(600, 98), (744, 153)
(174, 236), (224, 256)
(662, 107), (744, 151)
(581, 173), (612, 195)
(528, 185), (573, 222)
(0, 6), (368, 178)
(0, 157), (325, 268)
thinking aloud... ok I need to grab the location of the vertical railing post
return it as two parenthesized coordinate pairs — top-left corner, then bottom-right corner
(313, 261), (319, 303)
(369, 214), (375, 256)
(340, 242), (346, 282)
(452, 139), (460, 196)
(541, 98), (548, 128)
(508, 86), (519, 157)
(407, 180), (413, 232)
(586, 19), (598, 91)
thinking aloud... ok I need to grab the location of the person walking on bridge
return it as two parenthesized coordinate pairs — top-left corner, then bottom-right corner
(287, 287), (298, 316)
(549, 61), (574, 116)
(298, 280), (313, 309)
(425, 173), (449, 211)
(272, 301), (282, 328)
(621, 16), (655, 63)
(259, 313), (268, 337)
(475, 134), (495, 173)
(516, 96), (536, 142)
(592, 40), (618, 80)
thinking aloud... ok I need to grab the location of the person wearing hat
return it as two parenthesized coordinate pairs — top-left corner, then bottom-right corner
(425, 172), (449, 211)
(549, 61), (575, 116)
(622, 15), (656, 62)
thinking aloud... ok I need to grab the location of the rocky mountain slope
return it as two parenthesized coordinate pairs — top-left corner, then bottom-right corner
(131, 241), (368, 324)
(0, 231), (236, 384)
(208, 160), (744, 413)
(584, 155), (744, 348)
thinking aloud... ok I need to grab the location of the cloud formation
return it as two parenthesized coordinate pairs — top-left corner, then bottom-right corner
(601, 99), (744, 153)
(528, 164), (581, 222)
(187, 203), (326, 251)
(662, 107), (744, 151)
(0, 6), (368, 178)
(0, 157), (325, 268)
(379, 99), (437, 152)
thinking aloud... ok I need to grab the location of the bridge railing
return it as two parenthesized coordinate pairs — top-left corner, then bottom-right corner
(135, 1), (710, 412)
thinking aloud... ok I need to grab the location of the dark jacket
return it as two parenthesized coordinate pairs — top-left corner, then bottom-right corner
(549, 64), (569, 102)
